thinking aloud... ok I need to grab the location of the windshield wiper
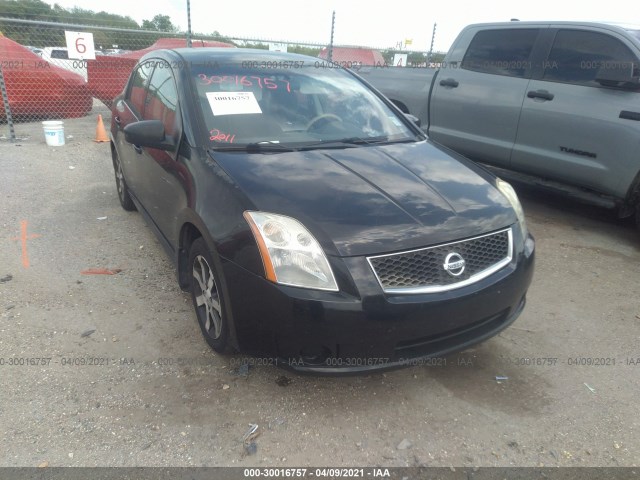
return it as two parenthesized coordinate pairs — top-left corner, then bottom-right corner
(209, 141), (297, 152)
(297, 136), (415, 150)
(209, 136), (417, 153)
(247, 141), (298, 152)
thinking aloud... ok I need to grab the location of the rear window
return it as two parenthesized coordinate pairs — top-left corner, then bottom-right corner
(461, 29), (539, 78)
(50, 49), (69, 60)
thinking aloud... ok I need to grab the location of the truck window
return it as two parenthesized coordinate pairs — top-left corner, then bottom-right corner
(461, 29), (538, 78)
(543, 30), (639, 87)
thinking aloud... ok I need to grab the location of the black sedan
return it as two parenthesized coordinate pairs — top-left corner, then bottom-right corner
(110, 48), (535, 373)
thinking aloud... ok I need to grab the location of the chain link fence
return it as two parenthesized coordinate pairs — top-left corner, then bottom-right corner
(0, 17), (438, 141)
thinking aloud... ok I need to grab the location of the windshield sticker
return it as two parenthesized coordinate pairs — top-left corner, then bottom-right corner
(209, 129), (236, 143)
(199, 74), (291, 92)
(206, 91), (262, 116)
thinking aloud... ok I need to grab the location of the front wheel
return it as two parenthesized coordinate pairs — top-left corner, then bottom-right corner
(188, 238), (231, 353)
(112, 149), (136, 211)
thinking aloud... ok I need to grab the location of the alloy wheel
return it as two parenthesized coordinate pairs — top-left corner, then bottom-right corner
(192, 254), (223, 339)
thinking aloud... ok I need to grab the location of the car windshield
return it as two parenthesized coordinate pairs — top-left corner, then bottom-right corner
(191, 60), (421, 150)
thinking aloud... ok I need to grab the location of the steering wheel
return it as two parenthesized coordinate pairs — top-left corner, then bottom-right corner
(306, 113), (342, 131)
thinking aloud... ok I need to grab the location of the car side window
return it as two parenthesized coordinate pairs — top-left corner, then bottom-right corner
(143, 62), (180, 139)
(461, 29), (539, 78)
(542, 30), (639, 87)
(126, 61), (154, 117)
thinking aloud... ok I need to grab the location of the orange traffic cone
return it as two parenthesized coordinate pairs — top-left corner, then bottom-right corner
(94, 114), (109, 143)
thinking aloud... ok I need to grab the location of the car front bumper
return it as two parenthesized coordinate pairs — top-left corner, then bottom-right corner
(222, 232), (535, 374)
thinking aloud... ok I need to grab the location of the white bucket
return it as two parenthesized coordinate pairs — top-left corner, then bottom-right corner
(42, 121), (65, 146)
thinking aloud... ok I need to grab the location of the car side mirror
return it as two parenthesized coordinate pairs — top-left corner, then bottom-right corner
(595, 62), (640, 90)
(124, 120), (177, 152)
(405, 113), (421, 127)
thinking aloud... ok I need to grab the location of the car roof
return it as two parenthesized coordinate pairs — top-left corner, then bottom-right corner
(140, 47), (317, 65)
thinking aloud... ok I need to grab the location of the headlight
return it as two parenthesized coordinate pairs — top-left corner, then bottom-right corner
(244, 211), (338, 291)
(496, 178), (527, 237)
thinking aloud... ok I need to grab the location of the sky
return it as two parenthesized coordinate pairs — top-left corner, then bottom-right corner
(43, 0), (639, 52)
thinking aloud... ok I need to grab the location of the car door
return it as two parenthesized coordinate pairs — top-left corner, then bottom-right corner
(114, 60), (154, 196)
(428, 27), (541, 167)
(135, 60), (186, 249)
(511, 28), (640, 197)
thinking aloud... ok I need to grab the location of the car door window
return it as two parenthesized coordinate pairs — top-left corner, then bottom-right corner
(126, 61), (154, 116)
(143, 62), (180, 139)
(461, 29), (539, 78)
(543, 30), (639, 87)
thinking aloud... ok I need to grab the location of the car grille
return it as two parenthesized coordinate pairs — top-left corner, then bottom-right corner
(367, 228), (512, 294)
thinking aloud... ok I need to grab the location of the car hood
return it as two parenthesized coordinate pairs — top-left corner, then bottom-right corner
(210, 140), (516, 257)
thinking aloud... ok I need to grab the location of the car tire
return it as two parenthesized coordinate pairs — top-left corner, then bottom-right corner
(188, 237), (231, 353)
(112, 149), (136, 212)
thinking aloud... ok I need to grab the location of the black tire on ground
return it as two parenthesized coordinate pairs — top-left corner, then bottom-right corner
(188, 237), (232, 353)
(112, 149), (136, 212)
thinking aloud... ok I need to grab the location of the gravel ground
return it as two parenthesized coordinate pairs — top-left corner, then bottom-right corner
(1, 113), (639, 468)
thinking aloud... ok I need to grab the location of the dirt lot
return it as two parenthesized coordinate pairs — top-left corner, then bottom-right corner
(1, 113), (639, 469)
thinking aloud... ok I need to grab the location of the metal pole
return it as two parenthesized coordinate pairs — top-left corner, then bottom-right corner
(328, 10), (335, 62)
(427, 23), (436, 66)
(0, 66), (16, 143)
(186, 0), (192, 47)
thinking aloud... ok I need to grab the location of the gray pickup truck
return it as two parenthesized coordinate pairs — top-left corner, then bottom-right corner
(359, 22), (640, 230)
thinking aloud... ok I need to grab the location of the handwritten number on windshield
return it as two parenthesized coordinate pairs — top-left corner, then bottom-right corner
(209, 129), (236, 143)
(198, 74), (291, 92)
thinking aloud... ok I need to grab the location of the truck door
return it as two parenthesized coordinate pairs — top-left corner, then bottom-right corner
(429, 28), (540, 167)
(511, 28), (640, 198)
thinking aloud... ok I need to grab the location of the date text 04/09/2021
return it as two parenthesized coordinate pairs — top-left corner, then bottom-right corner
(243, 468), (391, 477)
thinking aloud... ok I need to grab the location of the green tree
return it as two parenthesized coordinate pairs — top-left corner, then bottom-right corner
(288, 45), (322, 57)
(407, 51), (426, 66)
(242, 42), (269, 50)
(65, 7), (139, 28)
(0, 0), (144, 48)
(206, 30), (233, 44)
(429, 52), (446, 64)
(0, 0), (55, 20)
(142, 14), (178, 32)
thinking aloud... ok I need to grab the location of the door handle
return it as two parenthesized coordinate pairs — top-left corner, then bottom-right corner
(527, 90), (554, 101)
(133, 145), (142, 154)
(439, 78), (459, 88)
(619, 110), (640, 121)
(114, 116), (121, 125)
